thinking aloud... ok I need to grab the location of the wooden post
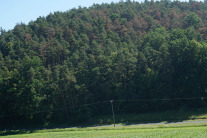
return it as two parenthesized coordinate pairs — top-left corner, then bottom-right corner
(110, 100), (115, 127)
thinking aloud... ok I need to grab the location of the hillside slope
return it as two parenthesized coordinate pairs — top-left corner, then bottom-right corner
(1, 0), (207, 128)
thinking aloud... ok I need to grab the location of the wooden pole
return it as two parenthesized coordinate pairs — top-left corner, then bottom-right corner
(110, 100), (115, 127)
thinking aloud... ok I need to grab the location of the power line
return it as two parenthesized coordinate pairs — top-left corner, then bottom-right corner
(115, 97), (206, 102)
(0, 100), (109, 118)
(0, 97), (206, 119)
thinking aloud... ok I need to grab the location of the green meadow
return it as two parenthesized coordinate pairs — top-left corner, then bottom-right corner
(1, 123), (207, 138)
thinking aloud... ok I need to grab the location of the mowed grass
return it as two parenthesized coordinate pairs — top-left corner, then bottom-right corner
(92, 107), (207, 125)
(2, 123), (207, 138)
(2, 108), (207, 137)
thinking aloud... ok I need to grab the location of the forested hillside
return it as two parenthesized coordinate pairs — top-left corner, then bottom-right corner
(1, 0), (207, 127)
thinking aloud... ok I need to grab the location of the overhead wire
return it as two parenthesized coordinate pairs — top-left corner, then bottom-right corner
(115, 97), (206, 102)
(0, 96), (206, 118)
(0, 100), (109, 118)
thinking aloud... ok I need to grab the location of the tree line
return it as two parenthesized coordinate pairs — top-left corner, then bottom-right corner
(1, 0), (207, 128)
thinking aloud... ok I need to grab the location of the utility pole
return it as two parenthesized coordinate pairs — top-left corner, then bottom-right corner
(110, 100), (116, 127)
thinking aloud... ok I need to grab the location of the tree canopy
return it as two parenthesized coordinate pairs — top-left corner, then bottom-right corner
(1, 0), (207, 128)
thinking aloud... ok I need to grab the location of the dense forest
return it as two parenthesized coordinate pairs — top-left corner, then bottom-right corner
(1, 0), (207, 128)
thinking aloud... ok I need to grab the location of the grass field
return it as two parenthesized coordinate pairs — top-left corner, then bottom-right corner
(92, 108), (207, 125)
(1, 123), (207, 138)
(2, 108), (207, 137)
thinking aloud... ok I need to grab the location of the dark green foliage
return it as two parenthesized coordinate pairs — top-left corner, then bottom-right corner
(1, 0), (207, 128)
(184, 13), (201, 28)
